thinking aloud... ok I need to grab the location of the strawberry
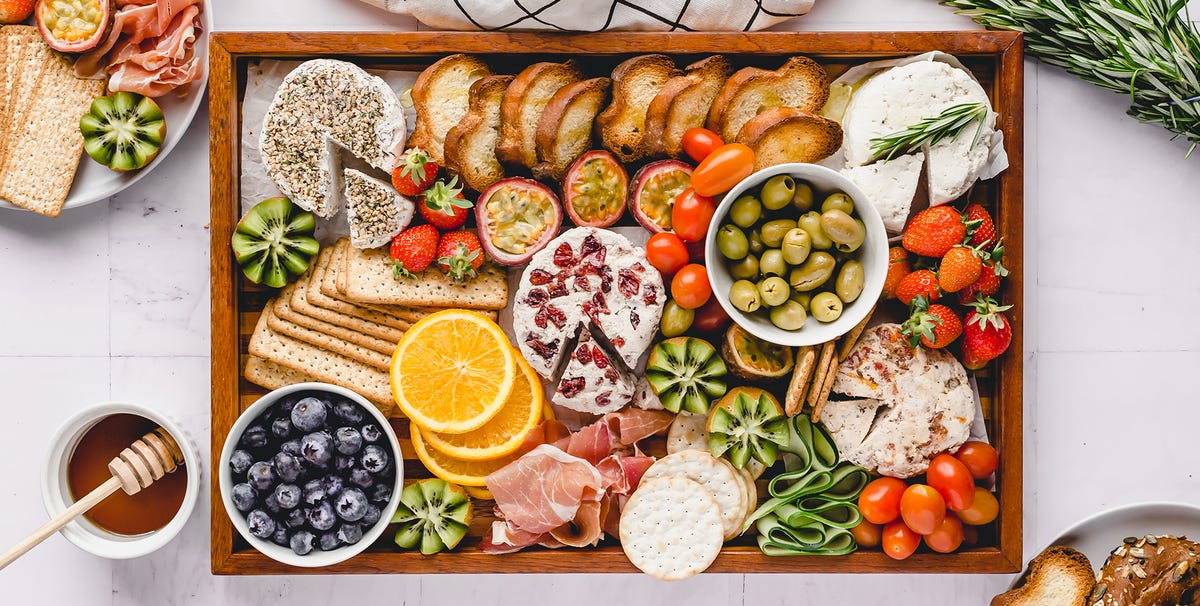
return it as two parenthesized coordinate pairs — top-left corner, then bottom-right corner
(390, 148), (438, 196)
(902, 206), (966, 257)
(436, 230), (485, 283)
(938, 246), (982, 293)
(957, 244), (1009, 304)
(882, 246), (912, 299)
(388, 225), (440, 280)
(894, 269), (941, 306)
(0, 0), (34, 23)
(419, 177), (473, 231)
(901, 296), (962, 349)
(961, 297), (1014, 370)
(964, 203), (996, 247)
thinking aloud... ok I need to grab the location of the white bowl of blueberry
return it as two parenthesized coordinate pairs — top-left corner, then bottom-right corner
(218, 383), (403, 567)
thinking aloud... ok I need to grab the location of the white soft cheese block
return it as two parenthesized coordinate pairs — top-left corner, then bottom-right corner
(841, 153), (923, 233)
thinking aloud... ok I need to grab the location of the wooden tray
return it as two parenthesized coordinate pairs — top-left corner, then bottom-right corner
(209, 31), (1024, 575)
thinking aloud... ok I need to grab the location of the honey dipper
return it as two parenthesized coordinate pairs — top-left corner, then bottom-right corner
(0, 428), (185, 570)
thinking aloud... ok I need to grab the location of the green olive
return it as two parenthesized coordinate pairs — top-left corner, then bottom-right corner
(729, 280), (762, 313)
(821, 192), (855, 215)
(787, 251), (836, 292)
(760, 219), (797, 248)
(760, 175), (796, 211)
(780, 228), (812, 266)
(835, 260), (865, 303)
(838, 219), (867, 253)
(820, 209), (867, 253)
(770, 300), (808, 330)
(759, 249), (787, 277)
(729, 195), (762, 228)
(729, 254), (760, 280)
(798, 211), (834, 250)
(757, 276), (791, 307)
(660, 301), (694, 336)
(790, 291), (812, 310)
(716, 224), (750, 260)
(792, 181), (815, 212)
(748, 228), (765, 254)
(810, 292), (844, 323)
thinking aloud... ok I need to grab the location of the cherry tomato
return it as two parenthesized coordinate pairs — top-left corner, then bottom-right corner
(957, 488), (999, 526)
(692, 297), (731, 333)
(900, 484), (946, 535)
(671, 188), (716, 242)
(858, 477), (906, 525)
(645, 232), (690, 275)
(685, 238), (706, 262)
(681, 127), (724, 164)
(671, 264), (712, 310)
(961, 523), (979, 547)
(926, 454), (976, 512)
(881, 521), (921, 560)
(851, 520), (882, 549)
(923, 513), (964, 553)
(956, 441), (1000, 479)
(691, 143), (754, 197)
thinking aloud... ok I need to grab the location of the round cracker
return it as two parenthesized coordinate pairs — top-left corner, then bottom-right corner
(642, 449), (746, 538)
(716, 457), (750, 540)
(668, 412), (768, 479)
(620, 477), (724, 581)
(738, 468), (759, 529)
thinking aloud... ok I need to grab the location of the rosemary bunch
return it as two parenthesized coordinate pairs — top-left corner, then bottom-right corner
(941, 0), (1200, 154)
(870, 102), (990, 160)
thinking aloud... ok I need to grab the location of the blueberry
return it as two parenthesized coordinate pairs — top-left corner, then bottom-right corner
(270, 416), (293, 440)
(348, 468), (374, 489)
(230, 482), (257, 512)
(334, 454), (355, 472)
(272, 526), (290, 547)
(229, 450), (254, 475)
(360, 445), (389, 474)
(281, 439), (302, 456)
(337, 523), (363, 545)
(285, 507), (307, 529)
(370, 483), (393, 505)
(277, 396), (299, 417)
(300, 432), (332, 467)
(333, 400), (365, 425)
(360, 423), (382, 443)
(307, 501), (336, 531)
(291, 397), (328, 432)
(246, 510), (275, 539)
(264, 493), (283, 514)
(318, 531), (341, 551)
(302, 479), (326, 505)
(247, 461), (276, 491)
(240, 424), (269, 449)
(362, 504), (381, 527)
(290, 530), (315, 556)
(322, 474), (346, 499)
(334, 487), (369, 522)
(272, 452), (303, 483)
(273, 483), (301, 510)
(333, 427), (363, 455)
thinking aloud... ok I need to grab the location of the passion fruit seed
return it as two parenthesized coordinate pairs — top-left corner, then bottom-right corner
(485, 185), (556, 255)
(638, 170), (690, 230)
(569, 157), (626, 223)
(43, 0), (102, 42)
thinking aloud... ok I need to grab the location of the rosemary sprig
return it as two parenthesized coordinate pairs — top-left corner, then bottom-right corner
(869, 102), (990, 161)
(941, 0), (1200, 156)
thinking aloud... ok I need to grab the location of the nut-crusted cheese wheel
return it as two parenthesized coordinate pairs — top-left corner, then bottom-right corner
(620, 477), (724, 581)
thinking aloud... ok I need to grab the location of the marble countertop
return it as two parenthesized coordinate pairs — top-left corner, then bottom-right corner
(2, 0), (1198, 603)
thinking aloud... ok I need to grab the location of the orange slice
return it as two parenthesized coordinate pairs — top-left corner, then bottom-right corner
(391, 310), (516, 434)
(422, 356), (544, 460)
(410, 428), (520, 487)
(463, 485), (495, 501)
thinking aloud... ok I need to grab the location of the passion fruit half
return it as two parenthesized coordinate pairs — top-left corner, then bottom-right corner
(475, 177), (563, 266)
(721, 323), (795, 380)
(36, 0), (111, 53)
(629, 160), (693, 233)
(561, 150), (628, 228)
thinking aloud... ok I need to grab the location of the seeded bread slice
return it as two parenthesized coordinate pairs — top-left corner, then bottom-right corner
(643, 55), (732, 159)
(736, 107), (843, 171)
(532, 77), (611, 182)
(706, 56), (830, 144)
(990, 546), (1094, 606)
(444, 75), (515, 193)
(408, 54), (491, 163)
(596, 55), (680, 163)
(496, 61), (583, 170)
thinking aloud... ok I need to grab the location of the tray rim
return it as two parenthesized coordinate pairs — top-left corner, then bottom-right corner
(209, 30), (1024, 575)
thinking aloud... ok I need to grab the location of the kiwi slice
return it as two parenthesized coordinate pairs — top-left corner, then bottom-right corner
(230, 197), (319, 288)
(80, 92), (166, 172)
(721, 323), (795, 380)
(391, 479), (473, 555)
(707, 387), (789, 469)
(645, 337), (728, 415)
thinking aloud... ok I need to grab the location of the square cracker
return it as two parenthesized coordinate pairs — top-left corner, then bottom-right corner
(309, 245), (418, 329)
(1, 27), (46, 184)
(289, 271), (407, 343)
(263, 298), (391, 371)
(274, 282), (398, 356)
(243, 355), (394, 412)
(341, 243), (508, 309)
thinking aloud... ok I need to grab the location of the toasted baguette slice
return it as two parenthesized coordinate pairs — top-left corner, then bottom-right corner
(707, 56), (830, 143)
(991, 547), (1095, 606)
(595, 55), (679, 163)
(532, 77), (611, 181)
(736, 107), (843, 171)
(643, 55), (732, 159)
(408, 54), (491, 163)
(496, 61), (582, 170)
(444, 75), (515, 193)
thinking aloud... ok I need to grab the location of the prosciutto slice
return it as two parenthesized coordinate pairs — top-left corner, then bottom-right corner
(485, 445), (602, 536)
(596, 454), (653, 495)
(602, 408), (674, 445)
(76, 0), (205, 97)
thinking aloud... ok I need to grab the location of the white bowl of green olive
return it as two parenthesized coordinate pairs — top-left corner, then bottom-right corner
(704, 163), (888, 347)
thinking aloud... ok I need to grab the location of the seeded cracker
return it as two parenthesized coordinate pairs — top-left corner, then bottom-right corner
(0, 27), (47, 193)
(620, 477), (724, 581)
(264, 298), (392, 370)
(341, 244), (508, 309)
(273, 283), (398, 356)
(640, 449), (747, 539)
(288, 272), (407, 343)
(309, 246), (417, 329)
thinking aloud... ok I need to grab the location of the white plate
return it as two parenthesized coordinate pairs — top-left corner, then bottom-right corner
(0, 4), (213, 213)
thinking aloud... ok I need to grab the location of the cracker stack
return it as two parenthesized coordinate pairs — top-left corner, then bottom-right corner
(0, 26), (105, 217)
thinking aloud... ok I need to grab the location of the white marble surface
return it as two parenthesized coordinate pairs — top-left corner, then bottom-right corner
(2, 0), (1199, 603)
